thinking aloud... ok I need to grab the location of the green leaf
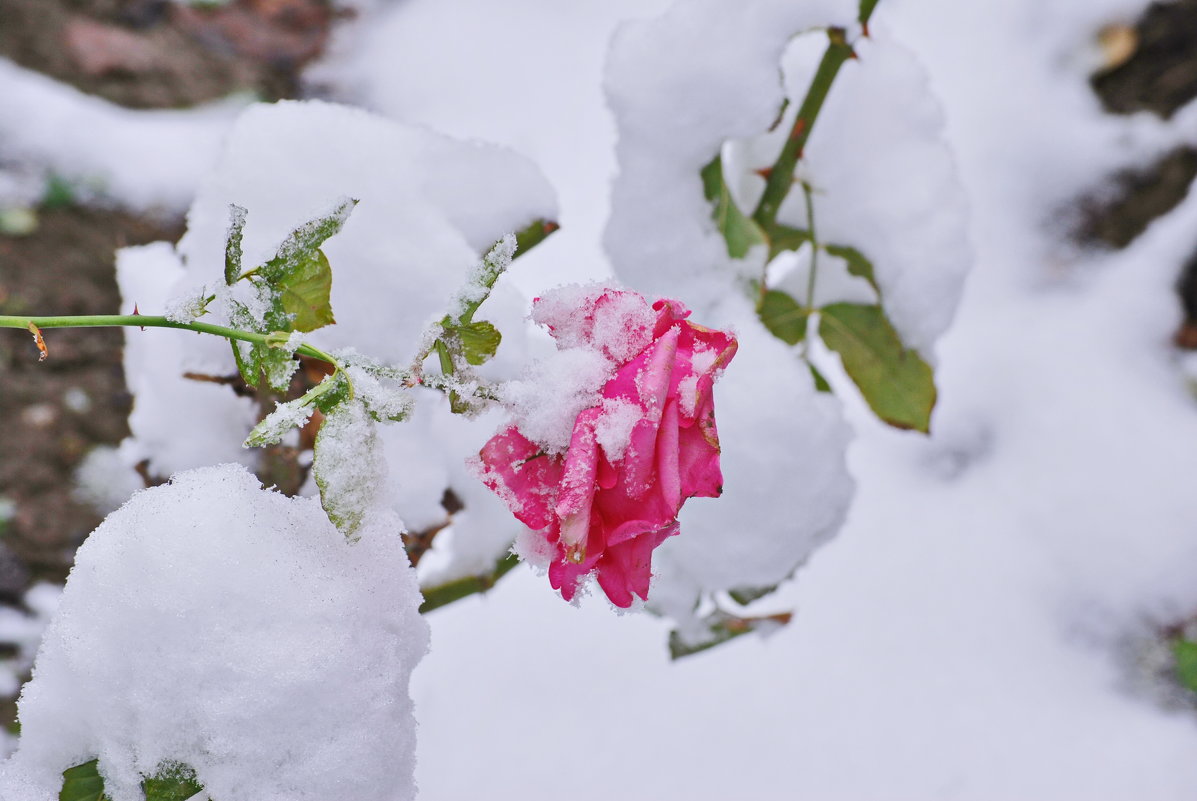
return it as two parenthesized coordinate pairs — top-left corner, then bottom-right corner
(757, 290), (809, 346)
(1174, 639), (1197, 693)
(767, 224), (812, 262)
(701, 155), (768, 259)
(314, 401), (381, 540)
(457, 321), (502, 366)
(224, 204), (247, 286)
(259, 198), (357, 285)
(818, 303), (936, 432)
(277, 249), (335, 333)
(809, 363), (832, 393)
(60, 759), (105, 801)
(825, 243), (879, 295)
(669, 610), (793, 660)
(142, 762), (203, 801)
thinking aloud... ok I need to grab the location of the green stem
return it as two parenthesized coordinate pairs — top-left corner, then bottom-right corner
(419, 552), (520, 614)
(802, 182), (819, 311)
(0, 314), (336, 366)
(751, 27), (855, 231)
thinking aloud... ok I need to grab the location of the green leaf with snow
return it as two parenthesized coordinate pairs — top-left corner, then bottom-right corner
(701, 155), (767, 259)
(257, 199), (354, 332)
(141, 762), (203, 801)
(758, 290), (808, 345)
(818, 303), (936, 432)
(59, 760), (106, 801)
(313, 401), (383, 540)
(224, 203), (247, 286)
(458, 320), (502, 366)
(245, 395), (315, 448)
(825, 243), (879, 295)
(275, 248), (336, 333)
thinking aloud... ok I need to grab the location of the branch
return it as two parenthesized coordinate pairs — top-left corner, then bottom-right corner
(751, 27), (855, 231)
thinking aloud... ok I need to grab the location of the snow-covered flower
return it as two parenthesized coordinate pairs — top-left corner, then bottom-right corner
(477, 290), (737, 607)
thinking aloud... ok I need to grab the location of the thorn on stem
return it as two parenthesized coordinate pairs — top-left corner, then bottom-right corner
(133, 303), (145, 331)
(790, 118), (807, 142)
(755, 167), (774, 180)
(27, 323), (47, 361)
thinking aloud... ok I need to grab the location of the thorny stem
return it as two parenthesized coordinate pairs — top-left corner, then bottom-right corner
(1, 314), (359, 402)
(751, 26), (856, 231)
(0, 314), (334, 364)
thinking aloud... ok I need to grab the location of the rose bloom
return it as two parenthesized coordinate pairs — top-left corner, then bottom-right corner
(476, 289), (737, 607)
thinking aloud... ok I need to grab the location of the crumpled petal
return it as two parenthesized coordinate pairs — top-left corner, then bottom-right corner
(477, 289), (737, 607)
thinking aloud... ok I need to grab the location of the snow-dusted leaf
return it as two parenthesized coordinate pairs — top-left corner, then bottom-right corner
(313, 401), (384, 540)
(59, 760), (105, 801)
(142, 762), (203, 801)
(819, 302), (936, 432)
(259, 197), (357, 285)
(701, 155), (767, 259)
(224, 203), (247, 286)
(758, 289), (808, 345)
(245, 395), (314, 448)
(277, 248), (336, 333)
(458, 320), (502, 366)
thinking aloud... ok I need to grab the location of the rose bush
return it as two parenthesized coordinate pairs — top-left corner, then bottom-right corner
(477, 289), (737, 607)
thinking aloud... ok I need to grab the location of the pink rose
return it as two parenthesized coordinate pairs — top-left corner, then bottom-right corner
(476, 289), (737, 607)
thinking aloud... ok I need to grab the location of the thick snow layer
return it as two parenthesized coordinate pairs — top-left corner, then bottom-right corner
(0, 464), (427, 801)
(0, 59), (240, 212)
(176, 100), (556, 363)
(116, 100), (557, 582)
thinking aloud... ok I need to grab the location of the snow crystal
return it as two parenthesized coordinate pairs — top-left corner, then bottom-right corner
(0, 464), (427, 801)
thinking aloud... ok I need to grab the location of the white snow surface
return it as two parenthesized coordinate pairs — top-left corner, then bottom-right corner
(0, 58), (241, 212)
(0, 464), (428, 801)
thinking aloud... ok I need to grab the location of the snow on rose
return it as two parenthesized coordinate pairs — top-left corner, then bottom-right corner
(475, 287), (737, 607)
